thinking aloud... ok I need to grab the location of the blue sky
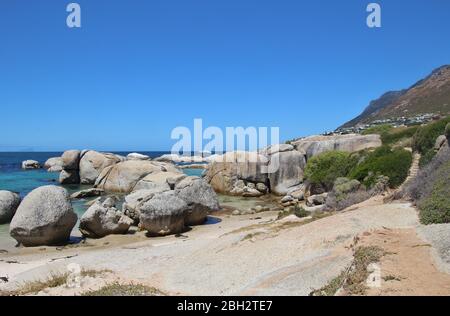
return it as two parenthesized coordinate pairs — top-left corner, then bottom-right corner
(1, 0), (449, 151)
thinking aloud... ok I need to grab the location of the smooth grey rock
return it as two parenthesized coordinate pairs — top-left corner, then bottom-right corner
(306, 193), (328, 207)
(139, 191), (187, 236)
(127, 153), (150, 161)
(44, 157), (63, 172)
(70, 188), (105, 199)
(59, 169), (80, 184)
(61, 150), (81, 170)
(175, 177), (220, 225)
(0, 191), (21, 224)
(293, 134), (382, 159)
(268, 150), (306, 196)
(435, 135), (447, 150)
(79, 198), (133, 238)
(94, 160), (181, 193)
(9, 186), (77, 246)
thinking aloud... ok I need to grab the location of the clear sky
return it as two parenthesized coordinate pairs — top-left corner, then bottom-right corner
(1, 0), (449, 151)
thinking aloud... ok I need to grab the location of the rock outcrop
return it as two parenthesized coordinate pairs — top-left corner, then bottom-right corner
(127, 153), (150, 161)
(79, 150), (123, 184)
(292, 134), (381, 159)
(9, 186), (77, 246)
(0, 191), (21, 224)
(139, 191), (188, 236)
(79, 197), (133, 238)
(204, 145), (306, 196)
(70, 188), (105, 199)
(59, 150), (81, 184)
(123, 176), (220, 228)
(205, 135), (381, 197)
(44, 157), (63, 172)
(175, 176), (220, 225)
(94, 160), (181, 193)
(21, 160), (40, 170)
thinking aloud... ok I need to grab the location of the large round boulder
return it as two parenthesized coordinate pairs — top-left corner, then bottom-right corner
(268, 149), (306, 195)
(0, 191), (21, 224)
(9, 186), (78, 246)
(44, 157), (64, 172)
(175, 177), (220, 225)
(79, 150), (122, 184)
(139, 191), (188, 236)
(95, 160), (181, 193)
(61, 150), (81, 170)
(79, 197), (133, 238)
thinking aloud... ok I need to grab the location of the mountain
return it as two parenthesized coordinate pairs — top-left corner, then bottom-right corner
(340, 65), (450, 128)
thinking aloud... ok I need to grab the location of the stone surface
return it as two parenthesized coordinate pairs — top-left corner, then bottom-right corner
(133, 171), (186, 191)
(435, 135), (447, 150)
(79, 198), (133, 238)
(293, 134), (382, 159)
(44, 157), (63, 172)
(139, 191), (188, 236)
(59, 169), (80, 184)
(127, 153), (151, 161)
(70, 188), (105, 199)
(9, 186), (77, 246)
(79, 151), (122, 184)
(61, 150), (81, 170)
(21, 160), (40, 170)
(306, 193), (328, 207)
(0, 191), (21, 224)
(175, 177), (220, 225)
(94, 160), (181, 193)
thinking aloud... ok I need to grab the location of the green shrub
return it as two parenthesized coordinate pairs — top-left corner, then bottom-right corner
(413, 116), (450, 155)
(445, 123), (450, 140)
(304, 151), (358, 191)
(349, 146), (412, 188)
(381, 126), (419, 146)
(419, 149), (436, 168)
(418, 160), (450, 225)
(362, 124), (393, 136)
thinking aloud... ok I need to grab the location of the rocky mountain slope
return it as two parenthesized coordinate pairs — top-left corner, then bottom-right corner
(341, 65), (450, 128)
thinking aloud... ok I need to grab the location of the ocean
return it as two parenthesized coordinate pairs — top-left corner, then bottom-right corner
(0, 151), (204, 249)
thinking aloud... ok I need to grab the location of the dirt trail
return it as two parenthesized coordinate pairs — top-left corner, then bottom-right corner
(361, 228), (450, 296)
(1, 196), (422, 296)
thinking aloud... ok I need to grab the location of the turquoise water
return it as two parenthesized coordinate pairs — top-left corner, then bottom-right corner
(0, 152), (207, 248)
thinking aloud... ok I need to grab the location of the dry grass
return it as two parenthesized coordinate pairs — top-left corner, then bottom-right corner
(310, 246), (384, 296)
(81, 282), (164, 296)
(2, 269), (112, 296)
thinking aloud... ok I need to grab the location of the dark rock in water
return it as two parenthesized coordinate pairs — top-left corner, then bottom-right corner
(9, 186), (78, 247)
(61, 150), (81, 170)
(70, 188), (105, 199)
(59, 169), (80, 184)
(21, 160), (40, 170)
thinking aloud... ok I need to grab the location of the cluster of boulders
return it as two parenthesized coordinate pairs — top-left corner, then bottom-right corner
(21, 160), (40, 170)
(7, 149), (221, 246)
(204, 134), (381, 201)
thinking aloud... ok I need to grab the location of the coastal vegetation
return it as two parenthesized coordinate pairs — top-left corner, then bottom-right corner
(304, 151), (358, 192)
(349, 146), (412, 188)
(310, 246), (385, 296)
(412, 116), (450, 166)
(82, 283), (164, 296)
